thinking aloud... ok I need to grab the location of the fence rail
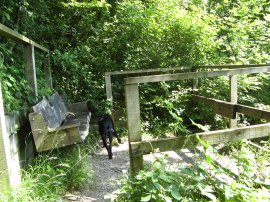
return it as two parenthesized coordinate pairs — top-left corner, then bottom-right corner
(124, 65), (270, 175)
(0, 23), (51, 190)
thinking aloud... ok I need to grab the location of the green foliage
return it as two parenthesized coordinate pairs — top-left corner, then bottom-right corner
(103, 0), (218, 70)
(111, 139), (270, 202)
(207, 0), (270, 64)
(0, 136), (98, 201)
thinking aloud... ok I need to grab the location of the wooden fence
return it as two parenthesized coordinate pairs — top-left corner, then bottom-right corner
(0, 23), (51, 190)
(124, 65), (270, 175)
(105, 64), (268, 101)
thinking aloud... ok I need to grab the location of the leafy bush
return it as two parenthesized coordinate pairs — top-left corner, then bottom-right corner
(111, 139), (270, 202)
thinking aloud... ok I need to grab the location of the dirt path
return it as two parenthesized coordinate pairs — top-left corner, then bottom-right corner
(72, 141), (130, 202)
(64, 139), (238, 202)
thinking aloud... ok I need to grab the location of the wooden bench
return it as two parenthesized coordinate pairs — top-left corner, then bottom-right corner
(29, 92), (91, 152)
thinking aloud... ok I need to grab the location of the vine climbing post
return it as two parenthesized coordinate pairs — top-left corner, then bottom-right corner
(24, 44), (38, 98)
(125, 81), (143, 175)
(229, 75), (237, 128)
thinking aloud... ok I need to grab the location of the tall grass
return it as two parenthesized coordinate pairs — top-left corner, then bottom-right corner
(0, 135), (99, 202)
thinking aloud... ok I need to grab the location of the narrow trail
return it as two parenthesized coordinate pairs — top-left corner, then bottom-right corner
(77, 141), (130, 202)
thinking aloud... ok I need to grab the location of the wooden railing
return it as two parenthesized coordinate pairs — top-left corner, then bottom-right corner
(0, 23), (50, 190)
(124, 65), (270, 175)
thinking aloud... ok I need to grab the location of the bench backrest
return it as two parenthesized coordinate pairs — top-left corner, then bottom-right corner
(32, 92), (68, 128)
(49, 92), (68, 121)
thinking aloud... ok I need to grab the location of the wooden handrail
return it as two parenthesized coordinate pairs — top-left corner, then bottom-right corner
(0, 23), (49, 52)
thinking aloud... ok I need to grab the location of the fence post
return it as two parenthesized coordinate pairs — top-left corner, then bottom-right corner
(44, 52), (52, 89)
(105, 74), (112, 101)
(24, 44), (38, 98)
(0, 84), (21, 191)
(125, 82), (143, 175)
(229, 75), (237, 128)
(192, 67), (198, 93)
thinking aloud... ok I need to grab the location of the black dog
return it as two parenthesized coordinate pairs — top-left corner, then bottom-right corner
(98, 114), (121, 159)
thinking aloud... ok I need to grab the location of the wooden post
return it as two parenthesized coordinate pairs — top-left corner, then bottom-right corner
(0, 84), (21, 191)
(24, 44), (38, 98)
(125, 82), (143, 175)
(229, 75), (237, 128)
(105, 74), (112, 101)
(192, 67), (198, 93)
(44, 52), (52, 89)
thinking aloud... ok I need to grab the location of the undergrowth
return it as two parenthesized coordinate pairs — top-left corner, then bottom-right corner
(0, 135), (99, 202)
(111, 138), (270, 202)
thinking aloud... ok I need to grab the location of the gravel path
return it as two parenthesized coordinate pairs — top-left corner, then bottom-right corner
(76, 141), (130, 202)
(64, 139), (238, 202)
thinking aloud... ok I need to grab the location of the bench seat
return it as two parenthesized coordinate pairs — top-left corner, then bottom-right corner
(29, 92), (91, 152)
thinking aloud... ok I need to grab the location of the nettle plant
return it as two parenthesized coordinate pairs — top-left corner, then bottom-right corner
(111, 139), (270, 202)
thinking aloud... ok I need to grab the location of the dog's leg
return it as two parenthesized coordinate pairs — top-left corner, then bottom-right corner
(108, 132), (113, 159)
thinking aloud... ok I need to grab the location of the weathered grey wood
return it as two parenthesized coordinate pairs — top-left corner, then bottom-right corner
(192, 95), (270, 120)
(33, 97), (62, 128)
(49, 92), (69, 122)
(0, 84), (21, 191)
(105, 75), (113, 100)
(195, 64), (269, 69)
(105, 66), (192, 76)
(44, 53), (52, 89)
(67, 101), (89, 114)
(237, 105), (270, 120)
(192, 95), (236, 118)
(125, 84), (143, 175)
(229, 75), (238, 128)
(192, 67), (198, 93)
(130, 123), (270, 157)
(125, 66), (270, 84)
(24, 44), (38, 98)
(0, 84), (10, 191)
(106, 65), (269, 77)
(29, 92), (91, 152)
(0, 23), (49, 52)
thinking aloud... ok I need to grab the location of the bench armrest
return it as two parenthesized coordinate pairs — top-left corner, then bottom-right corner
(67, 101), (89, 114)
(48, 122), (80, 132)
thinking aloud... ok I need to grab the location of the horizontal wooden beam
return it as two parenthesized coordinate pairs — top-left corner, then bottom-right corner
(237, 105), (270, 120)
(195, 64), (269, 69)
(130, 123), (270, 157)
(192, 95), (236, 118)
(125, 66), (270, 84)
(105, 66), (192, 76)
(106, 64), (269, 77)
(192, 95), (270, 121)
(0, 23), (49, 52)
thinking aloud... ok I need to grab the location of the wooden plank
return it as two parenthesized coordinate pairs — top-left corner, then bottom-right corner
(192, 95), (270, 120)
(195, 64), (269, 69)
(192, 67), (198, 93)
(130, 123), (270, 157)
(0, 84), (9, 191)
(237, 105), (270, 120)
(229, 75), (238, 128)
(24, 44), (38, 98)
(0, 84), (21, 191)
(105, 66), (192, 76)
(0, 23), (49, 52)
(105, 75), (112, 100)
(125, 66), (270, 84)
(105, 64), (269, 77)
(125, 84), (143, 175)
(192, 95), (236, 118)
